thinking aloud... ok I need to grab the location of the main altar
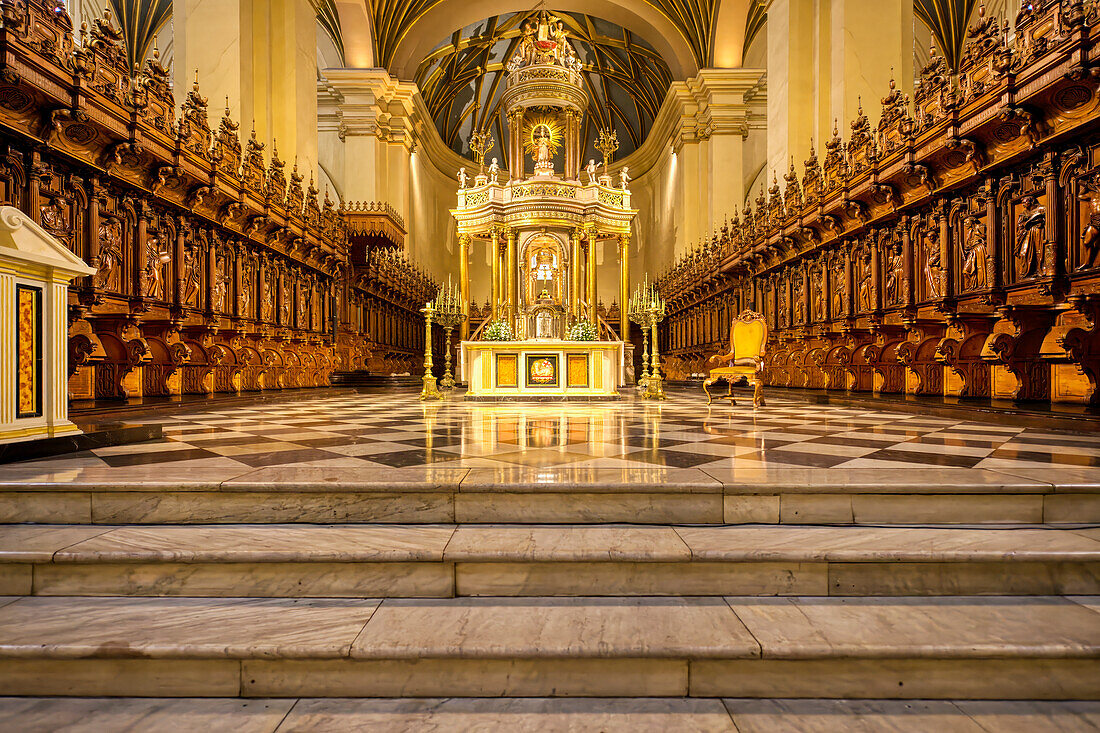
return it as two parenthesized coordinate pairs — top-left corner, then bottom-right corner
(451, 11), (637, 399)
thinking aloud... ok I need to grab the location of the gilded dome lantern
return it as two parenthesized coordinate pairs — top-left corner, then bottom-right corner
(501, 10), (587, 180)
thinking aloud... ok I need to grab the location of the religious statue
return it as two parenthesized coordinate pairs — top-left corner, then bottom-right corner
(1078, 185), (1100, 271)
(457, 167), (468, 189)
(961, 216), (989, 291)
(857, 257), (874, 312)
(1015, 195), (1046, 278)
(585, 159), (597, 184)
(487, 158), (499, 184)
(506, 10), (580, 71)
(181, 245), (201, 305)
(923, 223), (942, 298)
(94, 218), (123, 291)
(811, 267), (824, 319)
(141, 235), (171, 299)
(533, 127), (552, 173)
(619, 166), (630, 190)
(884, 246), (902, 304)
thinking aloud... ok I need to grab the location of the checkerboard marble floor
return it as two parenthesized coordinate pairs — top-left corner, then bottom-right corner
(20, 389), (1100, 472)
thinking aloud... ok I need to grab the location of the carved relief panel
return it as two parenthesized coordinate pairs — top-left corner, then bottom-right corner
(94, 216), (124, 292)
(959, 214), (992, 292)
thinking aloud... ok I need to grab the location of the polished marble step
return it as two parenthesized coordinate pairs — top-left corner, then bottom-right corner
(1, 697), (1098, 732)
(1, 465), (1098, 526)
(0, 595), (1095, 698)
(2, 524), (1098, 597)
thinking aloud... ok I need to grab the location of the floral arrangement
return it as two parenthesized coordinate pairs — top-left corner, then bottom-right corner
(568, 320), (598, 341)
(483, 319), (514, 341)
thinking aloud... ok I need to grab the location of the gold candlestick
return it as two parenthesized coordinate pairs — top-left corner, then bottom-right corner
(419, 301), (442, 401)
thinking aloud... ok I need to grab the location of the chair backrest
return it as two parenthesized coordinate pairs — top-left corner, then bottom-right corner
(731, 310), (767, 359)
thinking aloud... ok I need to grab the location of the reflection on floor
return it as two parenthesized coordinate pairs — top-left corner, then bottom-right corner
(17, 389), (1100, 472)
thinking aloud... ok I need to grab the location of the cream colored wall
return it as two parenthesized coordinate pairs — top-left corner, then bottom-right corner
(766, 0), (913, 184)
(319, 70), (461, 284)
(173, 0), (318, 178)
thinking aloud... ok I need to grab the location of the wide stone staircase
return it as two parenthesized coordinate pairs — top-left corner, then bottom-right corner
(0, 464), (1097, 725)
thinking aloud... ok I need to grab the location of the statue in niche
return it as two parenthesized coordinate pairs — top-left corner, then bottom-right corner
(94, 219), (123, 291)
(262, 271), (274, 321)
(923, 225), (942, 299)
(831, 261), (845, 317)
(182, 245), (201, 305)
(585, 159), (597, 183)
(213, 262), (229, 313)
(811, 267), (824, 320)
(857, 255), (874, 312)
(961, 216), (989, 291)
(240, 261), (253, 316)
(793, 278), (806, 324)
(1014, 195), (1046, 278)
(533, 126), (552, 173)
(141, 234), (171, 299)
(1078, 184), (1100, 271)
(884, 246), (902, 304)
(40, 197), (68, 237)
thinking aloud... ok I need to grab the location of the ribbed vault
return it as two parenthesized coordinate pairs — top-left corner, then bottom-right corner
(415, 10), (673, 170)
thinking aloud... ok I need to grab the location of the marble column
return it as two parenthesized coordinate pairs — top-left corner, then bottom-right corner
(586, 232), (597, 324)
(505, 229), (517, 316)
(619, 234), (630, 342)
(490, 230), (500, 321)
(459, 233), (470, 340)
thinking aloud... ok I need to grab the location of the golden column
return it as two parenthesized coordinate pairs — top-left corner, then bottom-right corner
(505, 228), (517, 317)
(459, 233), (471, 340)
(619, 234), (631, 341)
(489, 228), (500, 320)
(570, 228), (582, 321)
(586, 230), (597, 324)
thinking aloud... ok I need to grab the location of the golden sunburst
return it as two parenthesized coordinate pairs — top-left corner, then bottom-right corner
(522, 113), (565, 157)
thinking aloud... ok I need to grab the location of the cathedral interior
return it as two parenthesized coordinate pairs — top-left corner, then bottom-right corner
(0, 0), (1099, 729)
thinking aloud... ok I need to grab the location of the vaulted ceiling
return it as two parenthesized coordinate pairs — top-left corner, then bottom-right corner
(415, 11), (673, 169)
(370, 0), (721, 72)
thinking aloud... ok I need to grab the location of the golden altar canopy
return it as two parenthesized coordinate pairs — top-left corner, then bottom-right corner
(450, 9), (638, 349)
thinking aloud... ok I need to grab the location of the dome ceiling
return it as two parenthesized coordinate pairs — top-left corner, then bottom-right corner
(415, 10), (673, 170)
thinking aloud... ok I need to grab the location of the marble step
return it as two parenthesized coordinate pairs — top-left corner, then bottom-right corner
(2, 697), (1098, 732)
(0, 595), (1096, 698)
(2, 524), (1099, 598)
(1, 465), (1098, 526)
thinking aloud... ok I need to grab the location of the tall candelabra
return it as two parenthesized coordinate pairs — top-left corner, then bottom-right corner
(433, 277), (467, 390)
(470, 129), (495, 175)
(594, 128), (619, 178)
(419, 300), (442, 401)
(628, 276), (655, 390)
(629, 276), (666, 400)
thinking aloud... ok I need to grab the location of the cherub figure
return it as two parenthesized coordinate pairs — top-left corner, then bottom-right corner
(487, 158), (499, 183)
(619, 166), (630, 190)
(585, 159), (597, 183)
(457, 167), (468, 189)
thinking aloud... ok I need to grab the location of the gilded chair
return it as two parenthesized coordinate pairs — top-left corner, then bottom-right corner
(704, 310), (767, 407)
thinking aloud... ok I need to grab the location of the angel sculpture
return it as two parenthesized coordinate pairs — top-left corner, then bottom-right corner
(457, 168), (468, 189)
(487, 158), (500, 184)
(585, 159), (598, 183)
(619, 167), (631, 190)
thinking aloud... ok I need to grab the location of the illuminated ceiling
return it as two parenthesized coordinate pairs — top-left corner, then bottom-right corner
(372, 0), (720, 72)
(415, 11), (673, 169)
